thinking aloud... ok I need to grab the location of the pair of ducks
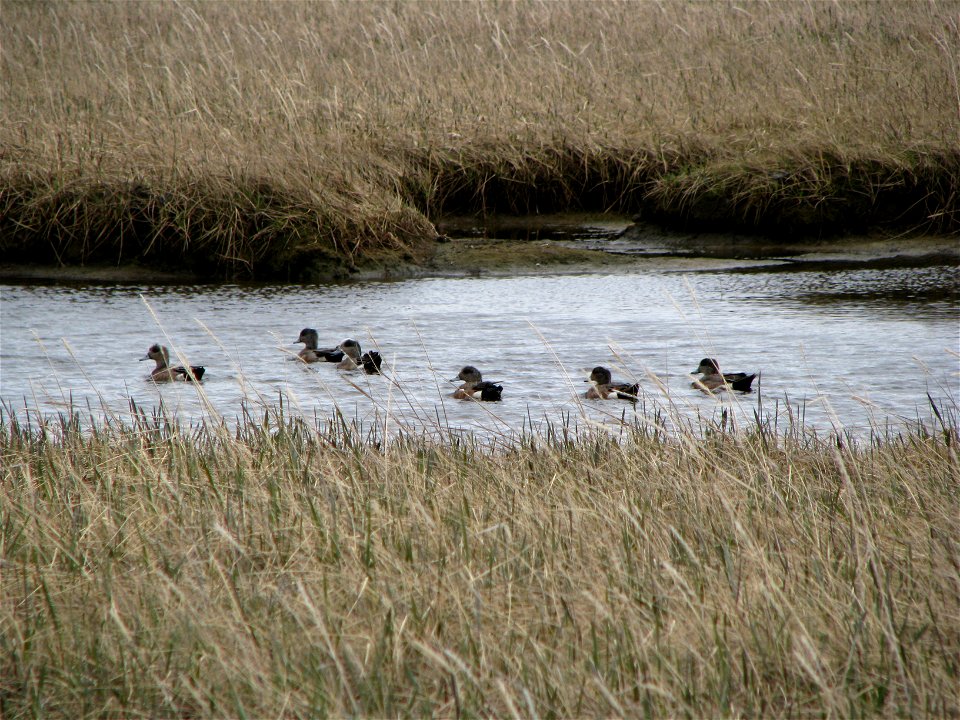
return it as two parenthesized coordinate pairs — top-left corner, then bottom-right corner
(296, 329), (383, 374)
(587, 359), (757, 401)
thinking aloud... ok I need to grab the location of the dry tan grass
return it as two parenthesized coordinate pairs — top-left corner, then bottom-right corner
(1, 404), (958, 718)
(1, 1), (958, 276)
(5, 1), (956, 151)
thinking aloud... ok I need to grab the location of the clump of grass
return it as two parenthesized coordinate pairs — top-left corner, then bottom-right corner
(1, 150), (436, 280)
(642, 147), (960, 235)
(2, 398), (957, 718)
(2, 1), (959, 278)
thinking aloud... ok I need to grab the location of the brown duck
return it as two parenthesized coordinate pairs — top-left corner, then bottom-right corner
(141, 344), (205, 382)
(690, 358), (756, 392)
(584, 366), (638, 400)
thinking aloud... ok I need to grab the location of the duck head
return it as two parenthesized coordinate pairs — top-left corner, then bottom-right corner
(693, 358), (720, 375)
(297, 328), (319, 349)
(338, 339), (361, 361)
(453, 365), (483, 386)
(141, 344), (170, 367)
(588, 366), (612, 385)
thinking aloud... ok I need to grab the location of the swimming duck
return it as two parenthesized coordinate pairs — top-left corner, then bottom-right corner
(335, 340), (383, 374)
(141, 344), (205, 382)
(584, 366), (638, 400)
(690, 358), (756, 392)
(336, 339), (363, 370)
(451, 366), (503, 401)
(296, 328), (344, 363)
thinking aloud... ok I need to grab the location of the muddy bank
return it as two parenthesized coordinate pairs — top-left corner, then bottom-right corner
(2, 216), (954, 284)
(607, 222), (960, 266)
(0, 241), (636, 284)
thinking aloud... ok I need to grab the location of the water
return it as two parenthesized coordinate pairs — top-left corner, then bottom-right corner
(1, 256), (957, 438)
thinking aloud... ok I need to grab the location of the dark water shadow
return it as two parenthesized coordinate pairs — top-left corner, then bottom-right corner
(714, 263), (960, 323)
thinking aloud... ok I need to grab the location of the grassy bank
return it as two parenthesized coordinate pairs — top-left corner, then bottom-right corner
(1, 404), (957, 718)
(2, 1), (959, 280)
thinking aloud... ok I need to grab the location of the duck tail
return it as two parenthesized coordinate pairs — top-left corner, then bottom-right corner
(617, 384), (640, 401)
(361, 351), (383, 374)
(176, 366), (206, 382)
(480, 384), (503, 402)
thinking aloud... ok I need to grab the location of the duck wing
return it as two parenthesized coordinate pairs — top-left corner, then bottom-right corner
(315, 349), (345, 362)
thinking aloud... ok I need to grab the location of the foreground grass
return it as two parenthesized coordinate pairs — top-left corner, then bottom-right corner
(2, 406), (957, 718)
(2, 1), (958, 279)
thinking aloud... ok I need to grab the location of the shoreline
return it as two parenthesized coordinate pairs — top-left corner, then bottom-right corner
(1, 225), (956, 285)
(4, 147), (957, 284)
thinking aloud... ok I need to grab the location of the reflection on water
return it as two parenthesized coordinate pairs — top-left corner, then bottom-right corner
(728, 264), (960, 320)
(1, 259), (957, 437)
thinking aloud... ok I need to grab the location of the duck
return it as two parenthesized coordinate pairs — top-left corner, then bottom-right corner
(141, 344), (205, 382)
(690, 358), (756, 392)
(335, 339), (384, 374)
(584, 366), (638, 400)
(296, 328), (344, 363)
(336, 339), (363, 370)
(451, 366), (503, 401)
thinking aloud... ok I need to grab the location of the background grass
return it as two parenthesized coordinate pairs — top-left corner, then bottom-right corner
(2, 1), (959, 278)
(1, 402), (958, 718)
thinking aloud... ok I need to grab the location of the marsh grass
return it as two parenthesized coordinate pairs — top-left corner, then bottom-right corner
(2, 390), (958, 718)
(2, 1), (959, 278)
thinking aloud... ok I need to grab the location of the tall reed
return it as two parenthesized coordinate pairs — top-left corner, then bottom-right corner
(2, 398), (957, 717)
